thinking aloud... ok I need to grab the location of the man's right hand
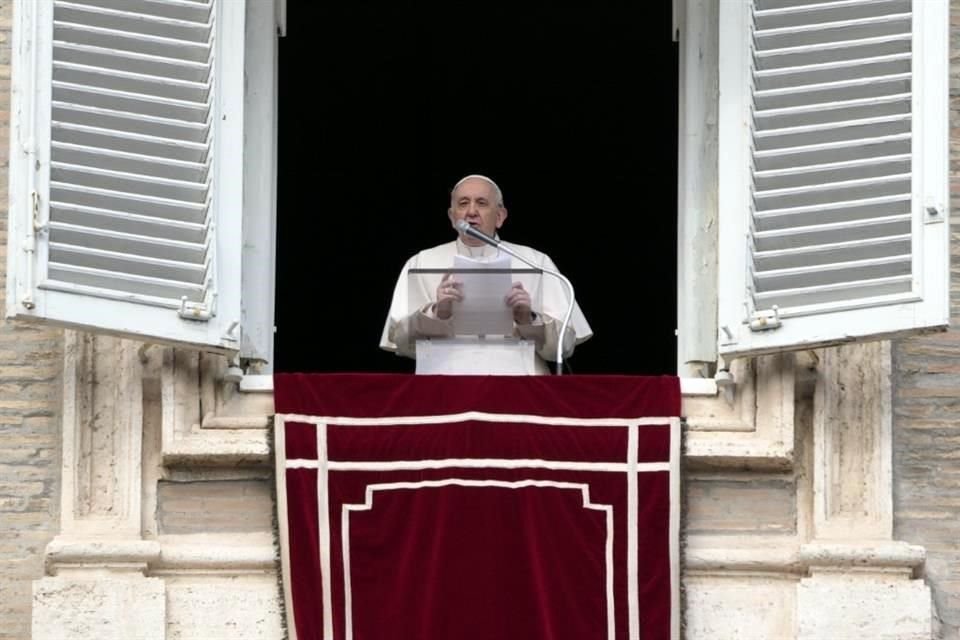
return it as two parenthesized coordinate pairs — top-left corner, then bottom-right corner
(434, 273), (463, 319)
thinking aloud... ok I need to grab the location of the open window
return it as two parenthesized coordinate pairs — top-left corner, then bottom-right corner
(273, 3), (680, 375)
(5, 0), (950, 377)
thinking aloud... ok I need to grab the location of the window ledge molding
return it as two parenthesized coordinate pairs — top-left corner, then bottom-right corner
(170, 362), (796, 469)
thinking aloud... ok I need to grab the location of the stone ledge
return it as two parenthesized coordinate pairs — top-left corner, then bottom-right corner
(684, 436), (794, 471)
(800, 541), (925, 571)
(46, 537), (161, 574)
(685, 543), (804, 575)
(154, 535), (276, 573)
(161, 438), (270, 467)
(686, 538), (927, 577)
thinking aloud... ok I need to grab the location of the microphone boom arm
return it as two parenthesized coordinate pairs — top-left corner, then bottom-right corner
(456, 222), (575, 375)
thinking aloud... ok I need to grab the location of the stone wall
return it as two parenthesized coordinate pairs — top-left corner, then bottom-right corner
(0, 0), (955, 637)
(892, 2), (960, 637)
(0, 1), (64, 638)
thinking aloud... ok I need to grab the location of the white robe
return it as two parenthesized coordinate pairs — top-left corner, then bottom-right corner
(380, 238), (593, 371)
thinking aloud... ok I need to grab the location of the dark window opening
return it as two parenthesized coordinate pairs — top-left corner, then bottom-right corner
(275, 4), (678, 374)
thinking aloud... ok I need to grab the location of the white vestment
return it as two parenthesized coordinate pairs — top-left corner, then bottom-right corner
(380, 238), (593, 372)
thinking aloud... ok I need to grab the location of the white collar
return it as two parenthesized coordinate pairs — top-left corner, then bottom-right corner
(455, 236), (500, 259)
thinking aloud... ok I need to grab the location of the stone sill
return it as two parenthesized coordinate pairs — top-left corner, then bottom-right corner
(239, 374), (720, 396)
(181, 365), (793, 471)
(686, 537), (925, 578)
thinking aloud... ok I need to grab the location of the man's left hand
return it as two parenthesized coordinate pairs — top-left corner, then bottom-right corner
(506, 282), (534, 325)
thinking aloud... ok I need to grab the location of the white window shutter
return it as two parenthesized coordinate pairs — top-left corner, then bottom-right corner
(6, 0), (246, 353)
(717, 0), (949, 358)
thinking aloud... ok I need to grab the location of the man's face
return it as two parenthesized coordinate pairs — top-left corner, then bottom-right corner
(448, 178), (507, 246)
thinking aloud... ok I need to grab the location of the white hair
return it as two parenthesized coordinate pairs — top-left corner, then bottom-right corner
(451, 174), (504, 207)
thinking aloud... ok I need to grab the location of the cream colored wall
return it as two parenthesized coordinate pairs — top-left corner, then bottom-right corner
(0, 0), (64, 637)
(30, 333), (935, 639)
(2, 1), (959, 638)
(890, 2), (960, 636)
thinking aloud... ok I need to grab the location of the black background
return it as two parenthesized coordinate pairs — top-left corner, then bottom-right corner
(275, 2), (679, 374)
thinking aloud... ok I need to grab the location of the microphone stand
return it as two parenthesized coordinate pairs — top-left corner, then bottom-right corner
(457, 224), (576, 375)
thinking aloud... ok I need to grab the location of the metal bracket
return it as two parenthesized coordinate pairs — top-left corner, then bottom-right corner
(178, 281), (219, 322)
(925, 203), (945, 224)
(749, 306), (781, 332)
(178, 296), (213, 321)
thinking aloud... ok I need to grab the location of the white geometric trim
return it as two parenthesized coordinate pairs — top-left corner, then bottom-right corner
(286, 458), (671, 473)
(668, 417), (681, 638)
(277, 410), (673, 427)
(273, 411), (298, 640)
(316, 423), (334, 640)
(340, 480), (616, 640)
(627, 424), (640, 639)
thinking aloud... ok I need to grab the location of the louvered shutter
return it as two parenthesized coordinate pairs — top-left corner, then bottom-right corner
(7, 0), (245, 352)
(717, 0), (948, 358)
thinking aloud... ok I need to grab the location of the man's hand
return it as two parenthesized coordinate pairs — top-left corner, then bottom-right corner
(506, 281), (534, 325)
(434, 273), (463, 320)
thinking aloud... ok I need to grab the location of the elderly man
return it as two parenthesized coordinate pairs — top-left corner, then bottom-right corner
(379, 174), (592, 373)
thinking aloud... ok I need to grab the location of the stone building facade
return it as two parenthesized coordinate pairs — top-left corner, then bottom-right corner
(0, 0), (958, 638)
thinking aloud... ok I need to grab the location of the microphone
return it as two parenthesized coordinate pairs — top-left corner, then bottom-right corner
(455, 220), (501, 247)
(454, 219), (577, 375)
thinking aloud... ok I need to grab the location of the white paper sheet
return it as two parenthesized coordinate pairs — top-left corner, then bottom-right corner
(451, 254), (514, 336)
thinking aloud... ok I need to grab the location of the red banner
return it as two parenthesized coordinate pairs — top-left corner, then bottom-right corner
(274, 374), (680, 640)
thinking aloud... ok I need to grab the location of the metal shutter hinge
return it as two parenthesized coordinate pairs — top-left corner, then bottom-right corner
(21, 191), (44, 310)
(749, 306), (781, 332)
(179, 297), (212, 321)
(178, 289), (218, 323)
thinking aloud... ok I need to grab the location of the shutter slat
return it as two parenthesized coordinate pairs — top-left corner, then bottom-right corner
(755, 54), (910, 91)
(755, 0), (911, 30)
(46, 263), (206, 302)
(753, 214), (911, 251)
(50, 242), (205, 287)
(755, 34), (911, 68)
(50, 162), (208, 204)
(52, 81), (209, 122)
(54, 61), (210, 103)
(53, 22), (210, 62)
(754, 275), (912, 309)
(755, 171), (910, 199)
(753, 134), (910, 170)
(754, 74), (911, 111)
(53, 102), (208, 143)
(51, 183), (207, 224)
(55, 1), (211, 43)
(52, 121), (208, 162)
(49, 202), (207, 244)
(755, 154), (911, 191)
(754, 254), (911, 291)
(755, 13), (911, 50)
(754, 72), (911, 99)
(49, 242), (206, 284)
(756, 93), (910, 130)
(753, 177), (910, 212)
(49, 221), (207, 264)
(52, 142), (207, 183)
(754, 234), (912, 270)
(757, 0), (899, 10)
(755, 113), (909, 138)
(754, 195), (911, 230)
(53, 42), (210, 83)
(65, 0), (212, 23)
(754, 114), (910, 151)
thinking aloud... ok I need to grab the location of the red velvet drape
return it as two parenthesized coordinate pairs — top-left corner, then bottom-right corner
(275, 374), (680, 640)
